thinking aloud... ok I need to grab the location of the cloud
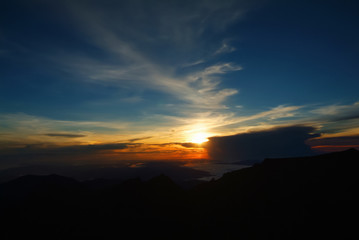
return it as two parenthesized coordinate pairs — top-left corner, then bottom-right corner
(51, 0), (249, 110)
(307, 136), (359, 152)
(203, 105), (302, 131)
(206, 125), (319, 163)
(306, 102), (359, 138)
(312, 102), (359, 121)
(309, 136), (359, 146)
(2, 143), (131, 155)
(214, 42), (236, 55)
(182, 60), (205, 67)
(127, 137), (153, 143)
(44, 133), (87, 138)
(0, 142), (133, 169)
(175, 143), (203, 148)
(62, 56), (242, 109)
(0, 113), (144, 145)
(0, 139), (208, 169)
(1, 0), (257, 142)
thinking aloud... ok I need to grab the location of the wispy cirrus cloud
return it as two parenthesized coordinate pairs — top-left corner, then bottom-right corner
(1, 0), (255, 138)
(2, 101), (358, 148)
(214, 42), (236, 55)
(52, 0), (250, 110)
(0, 104), (303, 150)
(0, 113), (135, 147)
(311, 102), (359, 121)
(59, 49), (242, 109)
(1, 99), (359, 168)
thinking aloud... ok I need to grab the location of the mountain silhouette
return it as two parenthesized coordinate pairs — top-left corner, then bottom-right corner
(0, 149), (358, 239)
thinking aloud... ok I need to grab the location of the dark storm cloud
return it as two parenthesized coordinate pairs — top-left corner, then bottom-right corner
(44, 133), (87, 138)
(308, 136), (359, 145)
(206, 125), (319, 164)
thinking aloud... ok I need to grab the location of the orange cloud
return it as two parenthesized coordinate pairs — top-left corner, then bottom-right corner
(311, 145), (359, 152)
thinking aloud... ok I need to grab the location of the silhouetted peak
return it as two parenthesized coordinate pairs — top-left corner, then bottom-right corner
(3, 174), (78, 191)
(147, 174), (180, 190)
(121, 177), (143, 187)
(11, 174), (75, 183)
(342, 148), (359, 154)
(148, 174), (171, 183)
(0, 174), (80, 200)
(261, 147), (359, 166)
(211, 148), (359, 191)
(84, 178), (124, 189)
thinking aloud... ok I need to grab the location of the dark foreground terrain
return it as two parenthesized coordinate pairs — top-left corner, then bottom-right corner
(1, 149), (358, 239)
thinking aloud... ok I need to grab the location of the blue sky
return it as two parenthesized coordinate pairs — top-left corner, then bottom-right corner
(1, 0), (359, 168)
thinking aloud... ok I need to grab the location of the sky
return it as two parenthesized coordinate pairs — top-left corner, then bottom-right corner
(1, 0), (359, 171)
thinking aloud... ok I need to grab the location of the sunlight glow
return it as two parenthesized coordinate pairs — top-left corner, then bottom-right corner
(190, 132), (209, 144)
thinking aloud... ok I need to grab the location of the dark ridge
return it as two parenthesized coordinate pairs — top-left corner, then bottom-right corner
(4, 174), (78, 186)
(147, 174), (180, 189)
(0, 149), (358, 239)
(0, 174), (79, 193)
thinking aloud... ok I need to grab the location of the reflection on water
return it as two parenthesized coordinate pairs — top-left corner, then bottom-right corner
(188, 162), (251, 181)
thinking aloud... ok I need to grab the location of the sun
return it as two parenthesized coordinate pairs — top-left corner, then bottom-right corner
(190, 132), (209, 144)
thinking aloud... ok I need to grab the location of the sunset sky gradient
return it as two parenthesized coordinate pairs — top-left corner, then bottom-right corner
(1, 0), (359, 170)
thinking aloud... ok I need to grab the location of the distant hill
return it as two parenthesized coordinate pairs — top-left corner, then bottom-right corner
(1, 149), (358, 239)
